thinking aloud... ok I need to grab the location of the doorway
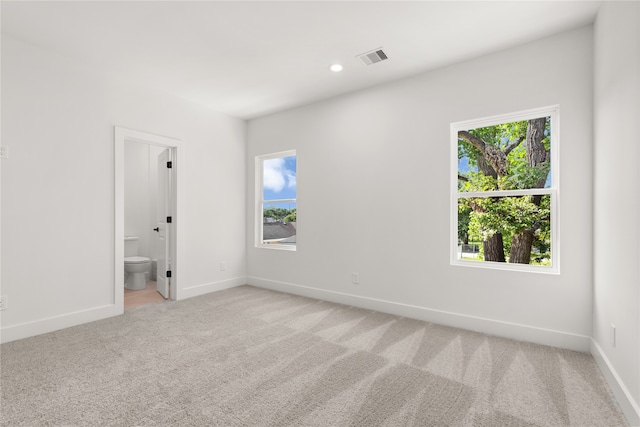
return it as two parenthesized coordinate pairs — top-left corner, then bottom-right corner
(114, 127), (183, 313)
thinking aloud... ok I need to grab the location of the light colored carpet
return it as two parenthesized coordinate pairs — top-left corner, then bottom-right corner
(1, 285), (628, 426)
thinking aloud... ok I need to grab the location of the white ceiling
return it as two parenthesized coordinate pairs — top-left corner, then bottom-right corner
(1, 1), (602, 120)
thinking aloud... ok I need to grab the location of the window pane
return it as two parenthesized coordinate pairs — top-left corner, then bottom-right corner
(263, 155), (296, 200)
(458, 117), (551, 192)
(457, 195), (551, 266)
(263, 202), (297, 246)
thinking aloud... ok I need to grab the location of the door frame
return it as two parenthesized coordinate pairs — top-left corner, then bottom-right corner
(114, 127), (183, 312)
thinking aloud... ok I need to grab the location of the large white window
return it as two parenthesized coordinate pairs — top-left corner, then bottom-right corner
(256, 150), (297, 250)
(451, 106), (559, 273)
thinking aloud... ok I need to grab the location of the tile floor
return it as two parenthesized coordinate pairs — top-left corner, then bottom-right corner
(124, 280), (166, 310)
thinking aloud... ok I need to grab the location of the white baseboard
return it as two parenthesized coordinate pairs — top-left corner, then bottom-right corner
(179, 276), (246, 300)
(1, 304), (122, 344)
(1, 277), (247, 344)
(247, 276), (592, 352)
(591, 339), (640, 426)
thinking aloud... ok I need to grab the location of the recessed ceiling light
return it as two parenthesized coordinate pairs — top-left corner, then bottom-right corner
(329, 64), (343, 73)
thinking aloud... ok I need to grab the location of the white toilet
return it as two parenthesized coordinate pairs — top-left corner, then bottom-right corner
(124, 236), (150, 291)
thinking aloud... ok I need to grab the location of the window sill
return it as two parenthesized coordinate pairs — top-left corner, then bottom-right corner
(256, 244), (297, 251)
(451, 259), (559, 274)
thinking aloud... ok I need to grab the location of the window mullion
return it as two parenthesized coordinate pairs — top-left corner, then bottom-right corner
(458, 188), (555, 199)
(263, 198), (296, 204)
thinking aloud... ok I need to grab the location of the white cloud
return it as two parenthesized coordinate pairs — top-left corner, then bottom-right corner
(264, 158), (286, 192)
(264, 157), (296, 193)
(286, 171), (296, 189)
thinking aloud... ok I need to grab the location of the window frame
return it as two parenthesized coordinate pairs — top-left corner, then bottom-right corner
(255, 150), (297, 251)
(450, 105), (560, 274)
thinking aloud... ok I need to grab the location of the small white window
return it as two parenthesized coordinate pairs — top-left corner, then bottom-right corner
(451, 106), (559, 273)
(256, 150), (297, 250)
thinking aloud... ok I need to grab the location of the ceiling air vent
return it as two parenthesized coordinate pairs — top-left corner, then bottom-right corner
(357, 48), (388, 66)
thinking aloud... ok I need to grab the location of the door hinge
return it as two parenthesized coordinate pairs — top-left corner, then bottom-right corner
(166, 216), (172, 223)
(167, 270), (172, 278)
(167, 161), (172, 168)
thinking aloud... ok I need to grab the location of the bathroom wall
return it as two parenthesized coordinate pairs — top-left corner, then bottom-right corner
(124, 141), (165, 269)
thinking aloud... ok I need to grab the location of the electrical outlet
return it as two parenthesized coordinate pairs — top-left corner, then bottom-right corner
(220, 262), (226, 271)
(0, 295), (7, 311)
(611, 324), (616, 347)
(352, 272), (359, 284)
(0, 146), (8, 159)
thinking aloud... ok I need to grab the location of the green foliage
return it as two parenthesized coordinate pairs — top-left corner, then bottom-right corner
(458, 120), (529, 170)
(457, 117), (553, 265)
(460, 195), (551, 262)
(284, 209), (297, 223)
(457, 202), (472, 243)
(459, 172), (499, 192)
(503, 155), (550, 190)
(501, 120), (551, 190)
(264, 207), (296, 223)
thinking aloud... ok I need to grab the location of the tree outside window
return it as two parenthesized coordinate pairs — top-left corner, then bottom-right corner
(452, 107), (558, 272)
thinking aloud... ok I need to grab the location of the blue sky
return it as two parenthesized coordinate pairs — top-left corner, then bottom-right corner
(458, 156), (474, 174)
(263, 155), (296, 201)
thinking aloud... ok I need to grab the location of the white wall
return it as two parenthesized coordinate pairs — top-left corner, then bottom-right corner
(247, 27), (594, 351)
(124, 141), (164, 264)
(593, 2), (640, 424)
(124, 141), (150, 260)
(1, 36), (247, 341)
